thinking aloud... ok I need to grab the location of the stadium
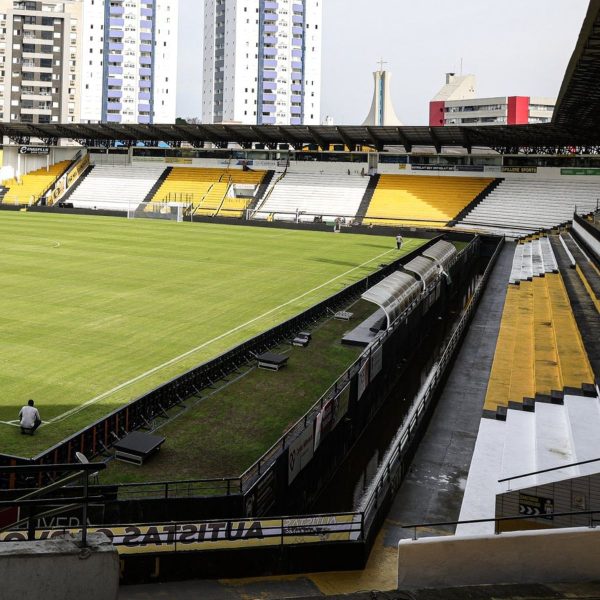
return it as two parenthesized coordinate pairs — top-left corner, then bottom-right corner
(0, 2), (600, 599)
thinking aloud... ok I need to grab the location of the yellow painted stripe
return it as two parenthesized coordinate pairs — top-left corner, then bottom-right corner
(576, 265), (600, 313)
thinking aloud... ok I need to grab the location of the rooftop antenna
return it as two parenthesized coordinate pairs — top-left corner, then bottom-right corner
(460, 57), (464, 76)
(377, 58), (388, 72)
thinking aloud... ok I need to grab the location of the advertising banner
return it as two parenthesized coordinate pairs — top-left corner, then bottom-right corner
(561, 168), (600, 176)
(288, 423), (314, 484)
(19, 146), (49, 155)
(501, 166), (538, 174)
(0, 514), (362, 554)
(370, 347), (383, 381)
(357, 360), (370, 400)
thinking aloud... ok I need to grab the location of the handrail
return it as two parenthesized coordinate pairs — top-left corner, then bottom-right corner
(38, 150), (83, 204)
(498, 456), (600, 484)
(401, 508), (600, 540)
(358, 237), (500, 536)
(250, 165), (288, 217)
(214, 176), (232, 217)
(0, 463), (106, 547)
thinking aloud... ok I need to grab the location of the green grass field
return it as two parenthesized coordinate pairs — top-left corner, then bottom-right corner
(0, 211), (426, 457)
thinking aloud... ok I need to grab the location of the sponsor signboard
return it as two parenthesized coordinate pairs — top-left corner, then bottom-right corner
(561, 168), (600, 176)
(166, 157), (193, 164)
(288, 422), (314, 483)
(518, 493), (554, 520)
(19, 146), (49, 155)
(455, 164), (485, 172)
(332, 383), (350, 429)
(501, 166), (538, 174)
(411, 164), (455, 171)
(370, 347), (383, 381)
(0, 514), (361, 554)
(357, 360), (370, 400)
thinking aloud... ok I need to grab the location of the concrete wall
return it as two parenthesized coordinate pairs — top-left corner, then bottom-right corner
(573, 219), (600, 261)
(0, 533), (118, 600)
(2, 146), (80, 182)
(398, 527), (600, 590)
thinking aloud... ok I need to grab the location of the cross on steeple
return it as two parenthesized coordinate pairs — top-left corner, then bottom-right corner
(377, 58), (387, 72)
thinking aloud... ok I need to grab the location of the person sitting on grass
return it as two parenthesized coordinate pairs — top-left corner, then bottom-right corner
(19, 399), (41, 435)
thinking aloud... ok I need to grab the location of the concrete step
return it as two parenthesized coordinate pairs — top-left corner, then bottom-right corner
(457, 418), (506, 536)
(534, 402), (576, 481)
(564, 394), (600, 476)
(499, 410), (536, 491)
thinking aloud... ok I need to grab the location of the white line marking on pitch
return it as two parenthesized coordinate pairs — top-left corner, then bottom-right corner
(44, 248), (396, 425)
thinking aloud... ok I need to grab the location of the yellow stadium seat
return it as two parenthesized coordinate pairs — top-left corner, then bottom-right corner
(484, 273), (594, 414)
(363, 175), (494, 228)
(2, 161), (71, 206)
(151, 168), (265, 218)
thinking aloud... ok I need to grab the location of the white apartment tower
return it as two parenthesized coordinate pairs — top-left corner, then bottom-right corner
(0, 0), (178, 125)
(0, 0), (83, 124)
(202, 0), (322, 126)
(80, 0), (178, 124)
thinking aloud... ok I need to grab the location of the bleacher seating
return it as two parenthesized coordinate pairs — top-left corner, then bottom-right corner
(152, 168), (266, 217)
(69, 164), (167, 211)
(362, 175), (494, 228)
(457, 179), (600, 236)
(257, 172), (370, 221)
(484, 241), (594, 416)
(2, 161), (71, 206)
(458, 392), (600, 536)
(508, 237), (558, 284)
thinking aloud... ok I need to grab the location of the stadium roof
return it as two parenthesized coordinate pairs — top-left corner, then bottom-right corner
(553, 0), (600, 130)
(1, 122), (598, 152)
(2, 0), (600, 151)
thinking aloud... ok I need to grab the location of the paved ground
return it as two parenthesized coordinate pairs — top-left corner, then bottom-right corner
(385, 242), (514, 542)
(551, 235), (600, 381)
(119, 243), (516, 599)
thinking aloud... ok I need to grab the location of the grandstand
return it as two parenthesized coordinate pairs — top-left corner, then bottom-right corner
(457, 179), (600, 237)
(484, 237), (594, 418)
(1, 160), (71, 206)
(256, 171), (370, 221)
(363, 174), (494, 227)
(151, 167), (266, 217)
(68, 164), (167, 211)
(1, 1), (600, 594)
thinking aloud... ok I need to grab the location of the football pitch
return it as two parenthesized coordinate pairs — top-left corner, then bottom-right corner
(0, 211), (426, 456)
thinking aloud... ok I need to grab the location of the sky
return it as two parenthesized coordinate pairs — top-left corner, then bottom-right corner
(177, 0), (589, 125)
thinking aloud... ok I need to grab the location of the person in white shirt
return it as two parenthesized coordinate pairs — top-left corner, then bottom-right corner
(19, 399), (41, 434)
(396, 234), (404, 250)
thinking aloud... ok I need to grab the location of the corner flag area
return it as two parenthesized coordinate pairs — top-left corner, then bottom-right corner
(0, 211), (425, 457)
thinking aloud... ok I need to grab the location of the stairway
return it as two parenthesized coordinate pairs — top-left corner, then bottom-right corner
(450, 177), (503, 226)
(458, 391), (600, 536)
(143, 167), (172, 204)
(57, 165), (95, 205)
(248, 169), (275, 211)
(355, 174), (380, 224)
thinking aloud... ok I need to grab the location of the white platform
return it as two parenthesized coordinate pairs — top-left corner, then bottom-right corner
(458, 394), (600, 535)
(256, 172), (370, 221)
(457, 179), (600, 236)
(69, 164), (167, 212)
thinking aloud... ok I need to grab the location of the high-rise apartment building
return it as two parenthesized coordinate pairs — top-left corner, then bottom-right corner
(0, 0), (178, 125)
(0, 0), (83, 124)
(202, 0), (322, 126)
(429, 73), (555, 127)
(80, 0), (178, 124)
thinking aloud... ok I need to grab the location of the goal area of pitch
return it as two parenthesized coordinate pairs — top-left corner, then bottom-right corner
(127, 202), (188, 222)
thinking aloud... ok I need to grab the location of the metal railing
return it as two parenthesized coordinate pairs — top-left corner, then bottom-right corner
(402, 508), (600, 540)
(114, 476), (242, 500)
(0, 463), (106, 547)
(359, 237), (502, 536)
(498, 456), (600, 490)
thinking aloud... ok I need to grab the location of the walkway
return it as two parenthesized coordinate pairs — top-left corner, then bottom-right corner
(119, 243), (516, 599)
